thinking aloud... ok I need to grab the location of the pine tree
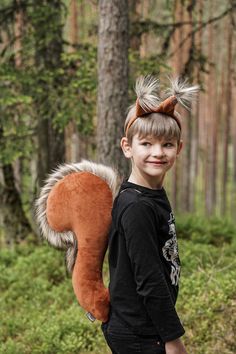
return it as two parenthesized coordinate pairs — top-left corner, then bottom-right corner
(97, 0), (129, 174)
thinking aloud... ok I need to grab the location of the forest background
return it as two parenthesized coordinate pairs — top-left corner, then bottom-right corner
(0, 0), (236, 353)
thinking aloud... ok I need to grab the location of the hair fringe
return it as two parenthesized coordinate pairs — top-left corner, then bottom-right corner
(135, 75), (161, 112)
(165, 77), (199, 110)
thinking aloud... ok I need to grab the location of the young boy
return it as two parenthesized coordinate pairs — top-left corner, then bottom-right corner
(101, 76), (198, 354)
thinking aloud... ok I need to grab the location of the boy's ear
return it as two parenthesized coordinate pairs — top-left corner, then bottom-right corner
(177, 140), (183, 155)
(120, 137), (133, 159)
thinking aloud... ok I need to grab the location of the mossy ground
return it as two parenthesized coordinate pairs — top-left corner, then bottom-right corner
(0, 216), (235, 354)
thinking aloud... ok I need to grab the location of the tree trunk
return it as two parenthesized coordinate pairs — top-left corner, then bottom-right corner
(139, 0), (150, 58)
(33, 0), (65, 187)
(170, 0), (194, 212)
(189, 0), (203, 212)
(65, 0), (87, 163)
(181, 1), (196, 213)
(170, 0), (183, 210)
(129, 0), (142, 51)
(14, 0), (23, 67)
(97, 0), (129, 174)
(217, 48), (226, 214)
(231, 82), (236, 218)
(232, 83), (236, 184)
(205, 0), (215, 215)
(0, 161), (31, 247)
(221, 13), (233, 215)
(68, 0), (79, 48)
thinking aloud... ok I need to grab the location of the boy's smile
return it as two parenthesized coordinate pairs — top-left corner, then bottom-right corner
(121, 134), (183, 189)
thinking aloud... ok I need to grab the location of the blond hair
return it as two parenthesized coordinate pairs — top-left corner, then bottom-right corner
(124, 105), (181, 145)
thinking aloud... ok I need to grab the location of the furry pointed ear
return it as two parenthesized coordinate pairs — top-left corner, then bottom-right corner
(135, 75), (161, 112)
(165, 77), (199, 110)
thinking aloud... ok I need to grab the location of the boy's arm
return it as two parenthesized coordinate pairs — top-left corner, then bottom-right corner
(165, 338), (188, 354)
(121, 200), (185, 343)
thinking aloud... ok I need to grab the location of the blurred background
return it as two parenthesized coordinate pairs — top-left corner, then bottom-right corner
(0, 1), (235, 353)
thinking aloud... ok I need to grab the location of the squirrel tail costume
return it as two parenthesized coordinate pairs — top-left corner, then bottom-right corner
(35, 160), (120, 322)
(35, 75), (199, 323)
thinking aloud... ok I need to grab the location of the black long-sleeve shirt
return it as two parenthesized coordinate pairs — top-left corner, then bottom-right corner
(107, 180), (185, 342)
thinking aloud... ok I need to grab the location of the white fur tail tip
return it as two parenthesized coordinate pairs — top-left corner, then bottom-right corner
(135, 75), (161, 112)
(166, 77), (200, 110)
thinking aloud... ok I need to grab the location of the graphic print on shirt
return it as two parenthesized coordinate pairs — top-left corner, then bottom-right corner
(162, 212), (181, 286)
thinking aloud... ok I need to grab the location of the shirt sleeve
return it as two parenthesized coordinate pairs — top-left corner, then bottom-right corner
(121, 200), (185, 342)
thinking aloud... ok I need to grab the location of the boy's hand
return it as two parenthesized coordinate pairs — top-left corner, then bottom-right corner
(165, 338), (188, 354)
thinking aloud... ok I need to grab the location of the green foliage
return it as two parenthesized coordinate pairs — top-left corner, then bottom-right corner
(0, 64), (35, 164)
(0, 218), (235, 353)
(0, 1), (97, 166)
(176, 214), (236, 246)
(53, 47), (97, 135)
(0, 243), (108, 354)
(178, 239), (236, 354)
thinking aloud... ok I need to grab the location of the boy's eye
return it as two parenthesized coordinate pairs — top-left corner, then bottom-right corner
(164, 142), (174, 147)
(141, 142), (151, 146)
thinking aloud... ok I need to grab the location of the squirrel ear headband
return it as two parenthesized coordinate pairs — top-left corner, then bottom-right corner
(125, 76), (200, 136)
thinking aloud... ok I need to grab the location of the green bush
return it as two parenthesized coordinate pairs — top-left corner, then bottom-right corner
(177, 240), (236, 354)
(176, 214), (236, 246)
(0, 244), (108, 354)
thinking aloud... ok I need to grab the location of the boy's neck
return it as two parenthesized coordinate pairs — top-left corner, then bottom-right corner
(128, 172), (165, 190)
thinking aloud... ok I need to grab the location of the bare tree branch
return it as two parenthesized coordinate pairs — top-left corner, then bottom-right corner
(168, 5), (236, 58)
(131, 5), (235, 34)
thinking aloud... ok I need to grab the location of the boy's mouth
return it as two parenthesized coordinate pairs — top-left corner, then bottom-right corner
(147, 161), (167, 164)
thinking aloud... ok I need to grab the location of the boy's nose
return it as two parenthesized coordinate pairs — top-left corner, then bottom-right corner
(151, 145), (165, 157)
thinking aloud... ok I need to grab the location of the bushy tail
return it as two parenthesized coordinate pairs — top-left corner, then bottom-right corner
(35, 159), (120, 273)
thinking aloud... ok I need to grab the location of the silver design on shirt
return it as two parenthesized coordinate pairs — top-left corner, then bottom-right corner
(162, 212), (181, 286)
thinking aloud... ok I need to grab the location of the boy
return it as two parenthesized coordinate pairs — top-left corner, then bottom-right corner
(101, 76), (198, 354)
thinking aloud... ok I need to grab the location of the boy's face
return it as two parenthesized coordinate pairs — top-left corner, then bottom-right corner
(121, 134), (183, 189)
